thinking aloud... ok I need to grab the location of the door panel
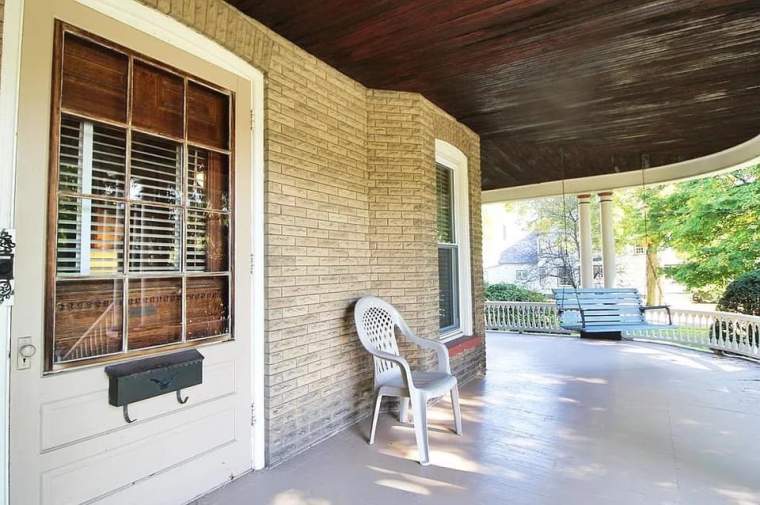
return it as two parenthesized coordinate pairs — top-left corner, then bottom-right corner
(10, 2), (255, 504)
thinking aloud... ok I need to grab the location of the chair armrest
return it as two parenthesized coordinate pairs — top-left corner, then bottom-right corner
(370, 349), (416, 388)
(410, 335), (451, 374)
(398, 319), (451, 374)
(641, 305), (670, 311)
(641, 305), (672, 325)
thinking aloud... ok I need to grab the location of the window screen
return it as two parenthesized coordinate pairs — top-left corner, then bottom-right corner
(47, 26), (234, 369)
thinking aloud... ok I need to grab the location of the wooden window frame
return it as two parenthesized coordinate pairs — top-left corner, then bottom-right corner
(44, 21), (236, 372)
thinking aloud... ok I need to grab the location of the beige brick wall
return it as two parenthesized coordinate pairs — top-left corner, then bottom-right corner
(137, 0), (484, 465)
(367, 91), (485, 374)
(367, 90), (438, 370)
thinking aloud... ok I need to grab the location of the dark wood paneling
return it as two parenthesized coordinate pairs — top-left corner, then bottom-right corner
(228, 0), (760, 189)
(61, 33), (128, 123)
(54, 279), (124, 362)
(186, 276), (229, 340)
(127, 277), (183, 350)
(132, 61), (184, 138)
(187, 82), (229, 150)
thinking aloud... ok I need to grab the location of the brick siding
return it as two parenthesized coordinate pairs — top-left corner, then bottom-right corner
(138, 0), (484, 466)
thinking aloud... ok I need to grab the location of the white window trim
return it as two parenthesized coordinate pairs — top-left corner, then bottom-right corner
(435, 139), (473, 342)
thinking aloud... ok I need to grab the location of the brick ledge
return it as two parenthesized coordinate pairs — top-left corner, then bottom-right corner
(445, 335), (484, 357)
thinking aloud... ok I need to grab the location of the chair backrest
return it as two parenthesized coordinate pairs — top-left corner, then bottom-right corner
(354, 296), (403, 379)
(553, 288), (646, 327)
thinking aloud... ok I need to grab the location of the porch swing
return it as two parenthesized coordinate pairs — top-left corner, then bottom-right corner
(552, 155), (676, 339)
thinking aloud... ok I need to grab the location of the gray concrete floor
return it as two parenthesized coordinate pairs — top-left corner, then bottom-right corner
(195, 334), (760, 505)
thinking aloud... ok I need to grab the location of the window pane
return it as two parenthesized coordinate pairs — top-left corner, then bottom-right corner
(186, 276), (229, 340)
(188, 147), (229, 211)
(53, 279), (123, 363)
(438, 246), (458, 330)
(187, 210), (229, 272)
(130, 132), (182, 205)
(57, 196), (125, 275)
(59, 116), (127, 198)
(127, 277), (182, 349)
(129, 204), (181, 272)
(62, 33), (128, 123)
(436, 164), (454, 243)
(132, 61), (184, 138)
(187, 81), (229, 150)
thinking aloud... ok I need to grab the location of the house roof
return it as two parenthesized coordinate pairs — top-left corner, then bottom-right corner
(227, 0), (760, 190)
(498, 233), (538, 265)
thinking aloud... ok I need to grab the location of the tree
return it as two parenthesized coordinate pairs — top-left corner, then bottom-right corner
(618, 165), (760, 301)
(617, 188), (665, 304)
(506, 195), (602, 288)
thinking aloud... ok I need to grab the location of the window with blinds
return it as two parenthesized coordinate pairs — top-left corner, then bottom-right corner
(46, 25), (234, 369)
(436, 163), (459, 332)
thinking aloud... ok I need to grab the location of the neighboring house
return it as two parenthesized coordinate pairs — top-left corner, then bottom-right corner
(485, 233), (541, 289)
(0, 1), (486, 503)
(485, 232), (586, 292)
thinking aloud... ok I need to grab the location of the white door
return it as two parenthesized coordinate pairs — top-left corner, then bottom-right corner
(9, 1), (258, 504)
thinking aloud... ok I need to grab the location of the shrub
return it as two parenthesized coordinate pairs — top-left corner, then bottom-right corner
(716, 270), (760, 316)
(485, 283), (546, 302)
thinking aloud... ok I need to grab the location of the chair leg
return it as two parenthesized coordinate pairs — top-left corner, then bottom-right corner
(399, 397), (410, 423)
(451, 385), (463, 435)
(369, 393), (383, 445)
(411, 394), (430, 465)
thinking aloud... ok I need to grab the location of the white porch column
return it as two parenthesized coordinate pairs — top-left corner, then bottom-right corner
(577, 194), (593, 288)
(598, 191), (616, 288)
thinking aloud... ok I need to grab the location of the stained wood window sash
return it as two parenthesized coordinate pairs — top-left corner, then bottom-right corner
(49, 26), (234, 369)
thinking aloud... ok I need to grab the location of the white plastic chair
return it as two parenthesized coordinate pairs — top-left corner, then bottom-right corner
(354, 296), (462, 465)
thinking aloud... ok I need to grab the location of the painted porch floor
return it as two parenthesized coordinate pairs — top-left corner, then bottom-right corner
(194, 334), (760, 505)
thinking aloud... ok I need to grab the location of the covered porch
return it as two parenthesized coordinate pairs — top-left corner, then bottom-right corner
(1, 0), (760, 503)
(197, 333), (760, 505)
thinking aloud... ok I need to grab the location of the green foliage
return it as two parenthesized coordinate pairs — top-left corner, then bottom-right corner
(618, 165), (760, 293)
(716, 270), (760, 315)
(691, 286), (723, 304)
(485, 283), (546, 302)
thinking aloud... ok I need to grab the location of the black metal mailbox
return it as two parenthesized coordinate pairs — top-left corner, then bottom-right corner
(105, 349), (204, 423)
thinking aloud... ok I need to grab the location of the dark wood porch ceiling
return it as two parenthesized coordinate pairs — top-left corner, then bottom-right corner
(227, 0), (760, 190)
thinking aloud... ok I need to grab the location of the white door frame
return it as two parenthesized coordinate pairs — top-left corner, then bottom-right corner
(0, 1), (25, 503)
(0, 3), (267, 501)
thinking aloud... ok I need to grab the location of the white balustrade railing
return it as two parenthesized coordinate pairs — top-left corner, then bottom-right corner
(630, 307), (760, 360)
(484, 301), (570, 334)
(485, 301), (760, 361)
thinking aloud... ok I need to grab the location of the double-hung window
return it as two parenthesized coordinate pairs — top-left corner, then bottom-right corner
(435, 140), (473, 338)
(46, 25), (234, 370)
(436, 163), (459, 332)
